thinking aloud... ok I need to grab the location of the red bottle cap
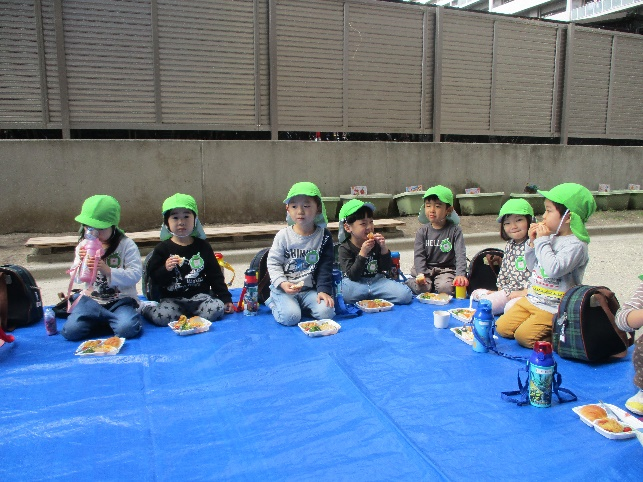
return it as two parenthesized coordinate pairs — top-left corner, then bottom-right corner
(533, 341), (553, 354)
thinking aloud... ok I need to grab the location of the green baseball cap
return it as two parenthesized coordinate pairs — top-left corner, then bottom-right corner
(75, 195), (121, 230)
(338, 199), (376, 243)
(538, 183), (596, 243)
(283, 182), (327, 227)
(160, 193), (206, 240)
(418, 185), (459, 225)
(496, 198), (535, 223)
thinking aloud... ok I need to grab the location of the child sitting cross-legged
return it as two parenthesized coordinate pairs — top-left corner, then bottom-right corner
(406, 185), (468, 296)
(495, 183), (596, 348)
(337, 199), (413, 305)
(471, 198), (535, 315)
(265, 182), (335, 326)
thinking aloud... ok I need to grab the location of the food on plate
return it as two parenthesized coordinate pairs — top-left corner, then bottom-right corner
(76, 337), (123, 355)
(453, 326), (474, 342)
(174, 315), (206, 331)
(450, 308), (476, 322)
(319, 321), (335, 331)
(367, 232), (375, 240)
(579, 404), (608, 422)
(416, 273), (426, 284)
(595, 418), (631, 433)
(298, 320), (340, 336)
(418, 293), (450, 301)
(360, 299), (392, 309)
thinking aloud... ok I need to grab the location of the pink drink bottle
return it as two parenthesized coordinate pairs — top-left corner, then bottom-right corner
(77, 232), (103, 285)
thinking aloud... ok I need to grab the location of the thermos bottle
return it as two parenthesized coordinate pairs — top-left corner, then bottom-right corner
(528, 341), (555, 408)
(77, 232), (103, 285)
(390, 252), (400, 281)
(472, 299), (493, 353)
(243, 269), (259, 316)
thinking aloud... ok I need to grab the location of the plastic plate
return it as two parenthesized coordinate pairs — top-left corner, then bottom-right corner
(448, 308), (476, 323)
(75, 337), (125, 356)
(169, 317), (212, 336)
(298, 319), (341, 337)
(356, 299), (394, 313)
(417, 293), (452, 305)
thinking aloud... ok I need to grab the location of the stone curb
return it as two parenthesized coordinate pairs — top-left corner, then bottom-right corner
(24, 223), (643, 281)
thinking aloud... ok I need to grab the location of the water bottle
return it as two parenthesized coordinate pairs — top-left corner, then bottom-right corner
(77, 231), (103, 285)
(332, 264), (343, 299)
(44, 307), (57, 336)
(243, 269), (258, 316)
(528, 341), (555, 408)
(472, 299), (493, 353)
(390, 252), (400, 281)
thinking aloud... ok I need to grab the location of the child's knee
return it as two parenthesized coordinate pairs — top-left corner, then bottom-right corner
(494, 315), (515, 339)
(113, 315), (142, 339)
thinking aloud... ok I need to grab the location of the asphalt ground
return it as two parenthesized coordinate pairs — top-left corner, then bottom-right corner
(26, 226), (643, 309)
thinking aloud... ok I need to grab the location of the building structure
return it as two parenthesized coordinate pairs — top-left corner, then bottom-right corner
(427, 0), (643, 31)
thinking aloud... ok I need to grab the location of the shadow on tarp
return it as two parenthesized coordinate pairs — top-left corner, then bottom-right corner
(1, 290), (641, 481)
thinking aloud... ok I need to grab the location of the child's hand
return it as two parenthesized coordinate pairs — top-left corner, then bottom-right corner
(359, 238), (376, 257)
(373, 233), (388, 253)
(281, 280), (302, 295)
(453, 275), (469, 287)
(165, 255), (182, 271)
(223, 302), (235, 314)
(317, 292), (334, 307)
(528, 223), (539, 242)
(534, 223), (550, 238)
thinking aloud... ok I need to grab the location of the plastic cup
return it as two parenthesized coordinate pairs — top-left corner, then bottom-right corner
(455, 285), (467, 299)
(433, 310), (450, 329)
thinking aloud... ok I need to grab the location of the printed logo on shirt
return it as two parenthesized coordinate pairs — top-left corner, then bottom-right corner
(539, 266), (549, 279)
(531, 285), (565, 300)
(440, 238), (452, 253)
(304, 250), (319, 265)
(189, 253), (205, 270)
(514, 255), (526, 271)
(366, 259), (378, 274)
(106, 253), (121, 268)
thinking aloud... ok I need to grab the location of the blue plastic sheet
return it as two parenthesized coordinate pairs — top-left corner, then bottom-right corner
(1, 290), (642, 481)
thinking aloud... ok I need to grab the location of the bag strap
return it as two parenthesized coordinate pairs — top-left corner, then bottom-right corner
(0, 273), (16, 343)
(593, 287), (634, 349)
(551, 365), (577, 404)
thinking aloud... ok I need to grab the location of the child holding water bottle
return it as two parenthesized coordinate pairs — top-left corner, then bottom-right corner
(61, 195), (143, 341)
(471, 199), (535, 315)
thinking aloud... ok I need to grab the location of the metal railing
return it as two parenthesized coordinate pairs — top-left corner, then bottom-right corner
(571, 0), (643, 20)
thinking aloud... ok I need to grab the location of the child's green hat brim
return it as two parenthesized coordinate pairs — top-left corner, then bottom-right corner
(75, 195), (121, 230)
(338, 199), (376, 243)
(496, 198), (535, 223)
(538, 183), (596, 243)
(422, 185), (453, 205)
(283, 182), (327, 227)
(639, 274), (643, 281)
(160, 193), (206, 241)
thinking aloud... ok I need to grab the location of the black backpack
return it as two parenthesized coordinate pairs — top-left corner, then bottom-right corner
(0, 265), (44, 331)
(466, 248), (504, 295)
(249, 247), (271, 303)
(142, 252), (161, 302)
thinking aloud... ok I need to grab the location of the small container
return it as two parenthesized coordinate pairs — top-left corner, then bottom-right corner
(243, 269), (259, 316)
(390, 252), (400, 281)
(44, 307), (57, 336)
(433, 310), (450, 329)
(528, 341), (555, 408)
(472, 299), (493, 353)
(455, 285), (467, 299)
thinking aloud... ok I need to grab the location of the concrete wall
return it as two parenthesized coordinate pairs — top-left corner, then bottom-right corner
(1, 140), (641, 234)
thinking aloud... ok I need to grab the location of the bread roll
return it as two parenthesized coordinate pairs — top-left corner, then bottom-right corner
(579, 404), (607, 422)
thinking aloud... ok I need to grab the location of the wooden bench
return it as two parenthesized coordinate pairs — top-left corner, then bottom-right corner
(25, 219), (406, 257)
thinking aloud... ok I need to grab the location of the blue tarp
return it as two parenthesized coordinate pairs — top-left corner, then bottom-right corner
(1, 290), (641, 481)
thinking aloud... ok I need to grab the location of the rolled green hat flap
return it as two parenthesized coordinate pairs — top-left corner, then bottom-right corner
(75, 195), (121, 229)
(497, 198), (535, 223)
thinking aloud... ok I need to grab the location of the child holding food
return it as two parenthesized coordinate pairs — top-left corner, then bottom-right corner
(141, 193), (234, 326)
(61, 195), (143, 341)
(495, 183), (596, 348)
(337, 199), (412, 304)
(471, 199), (535, 315)
(615, 274), (643, 415)
(265, 182), (335, 326)
(406, 185), (467, 296)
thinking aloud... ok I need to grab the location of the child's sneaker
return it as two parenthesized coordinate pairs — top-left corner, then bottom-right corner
(625, 390), (643, 415)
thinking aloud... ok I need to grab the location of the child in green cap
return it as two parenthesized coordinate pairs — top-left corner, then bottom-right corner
(407, 185), (467, 296)
(337, 199), (413, 305)
(471, 198), (535, 315)
(61, 195), (143, 341)
(141, 193), (234, 326)
(615, 274), (643, 415)
(265, 182), (335, 326)
(496, 183), (596, 348)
